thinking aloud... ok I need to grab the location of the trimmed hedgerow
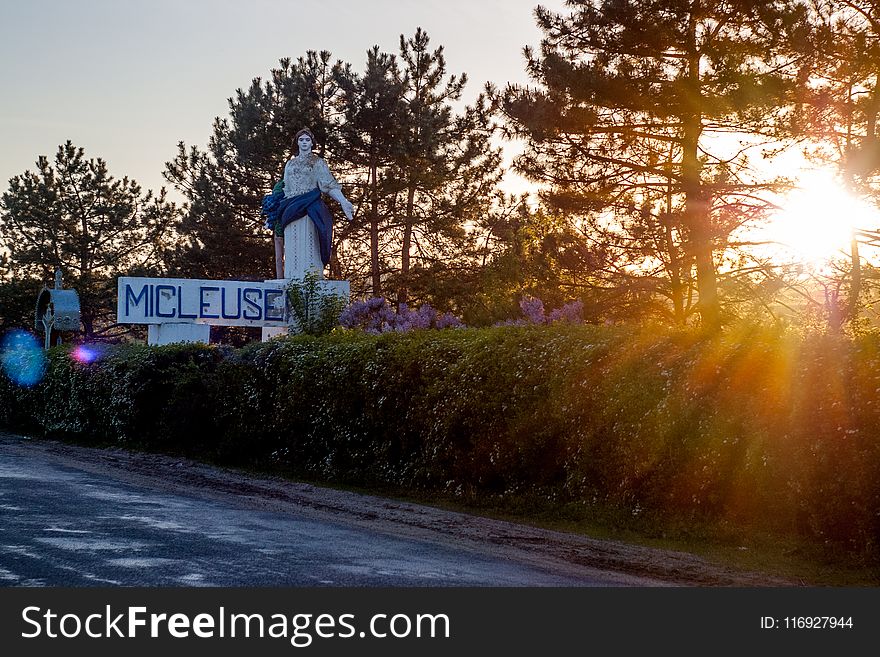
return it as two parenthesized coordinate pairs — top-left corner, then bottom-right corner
(2, 324), (879, 559)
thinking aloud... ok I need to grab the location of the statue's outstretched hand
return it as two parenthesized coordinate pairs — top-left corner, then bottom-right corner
(340, 198), (354, 222)
(328, 188), (354, 222)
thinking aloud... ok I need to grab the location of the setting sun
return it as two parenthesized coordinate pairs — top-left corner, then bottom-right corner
(761, 171), (880, 266)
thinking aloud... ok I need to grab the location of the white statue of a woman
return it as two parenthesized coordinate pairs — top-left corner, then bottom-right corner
(262, 128), (354, 279)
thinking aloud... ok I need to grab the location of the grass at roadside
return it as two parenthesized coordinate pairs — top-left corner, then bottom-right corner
(240, 460), (880, 587)
(384, 491), (880, 586)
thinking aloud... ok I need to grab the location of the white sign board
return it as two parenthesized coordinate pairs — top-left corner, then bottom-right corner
(117, 277), (288, 328)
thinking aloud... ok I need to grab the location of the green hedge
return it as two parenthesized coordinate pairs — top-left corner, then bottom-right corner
(2, 325), (879, 558)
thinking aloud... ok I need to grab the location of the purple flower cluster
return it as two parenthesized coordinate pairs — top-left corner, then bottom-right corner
(547, 299), (584, 324)
(339, 298), (464, 334)
(520, 296), (546, 324)
(496, 296), (585, 326)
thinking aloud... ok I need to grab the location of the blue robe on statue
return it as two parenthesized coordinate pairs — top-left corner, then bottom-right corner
(261, 186), (333, 266)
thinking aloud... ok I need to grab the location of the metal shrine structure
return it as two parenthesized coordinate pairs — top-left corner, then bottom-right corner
(35, 269), (80, 349)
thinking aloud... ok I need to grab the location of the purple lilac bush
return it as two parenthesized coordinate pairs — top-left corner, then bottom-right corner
(339, 298), (464, 334)
(497, 296), (584, 326)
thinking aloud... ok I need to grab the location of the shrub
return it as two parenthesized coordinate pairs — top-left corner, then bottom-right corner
(496, 296), (585, 326)
(339, 297), (464, 333)
(285, 271), (347, 336)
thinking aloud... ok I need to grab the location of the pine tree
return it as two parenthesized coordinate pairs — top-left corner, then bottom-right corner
(0, 141), (177, 337)
(501, 0), (810, 328)
(335, 46), (406, 296)
(391, 29), (503, 308)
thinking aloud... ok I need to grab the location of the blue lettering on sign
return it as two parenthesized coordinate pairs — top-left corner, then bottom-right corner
(148, 285), (154, 317)
(155, 285), (177, 318)
(221, 287), (241, 319)
(242, 288), (263, 320)
(200, 286), (220, 319)
(264, 290), (285, 322)
(177, 285), (198, 319)
(125, 284), (149, 317)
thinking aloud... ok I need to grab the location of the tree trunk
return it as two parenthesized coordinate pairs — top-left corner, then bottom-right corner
(369, 160), (381, 296)
(663, 171), (685, 325)
(664, 217), (685, 325)
(398, 185), (416, 308)
(682, 18), (720, 332)
(328, 246), (341, 280)
(80, 310), (94, 339)
(842, 75), (880, 325)
(847, 231), (861, 324)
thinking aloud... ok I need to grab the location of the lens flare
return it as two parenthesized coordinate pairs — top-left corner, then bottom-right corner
(72, 345), (99, 364)
(763, 170), (878, 266)
(0, 330), (47, 387)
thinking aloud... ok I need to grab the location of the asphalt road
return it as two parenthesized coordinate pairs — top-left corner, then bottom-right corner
(0, 435), (662, 587)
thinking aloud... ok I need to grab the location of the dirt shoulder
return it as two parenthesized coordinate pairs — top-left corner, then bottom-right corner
(2, 431), (796, 586)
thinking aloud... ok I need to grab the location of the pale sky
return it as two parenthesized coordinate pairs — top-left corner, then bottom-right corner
(0, 0), (565, 200)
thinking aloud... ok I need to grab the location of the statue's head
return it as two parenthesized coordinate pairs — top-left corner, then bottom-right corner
(294, 128), (315, 156)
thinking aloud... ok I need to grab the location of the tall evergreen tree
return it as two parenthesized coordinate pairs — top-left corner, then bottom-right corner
(0, 141), (177, 337)
(501, 0), (810, 328)
(391, 29), (503, 308)
(334, 32), (503, 304)
(335, 46), (406, 296)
